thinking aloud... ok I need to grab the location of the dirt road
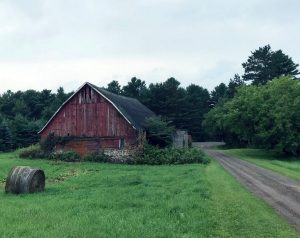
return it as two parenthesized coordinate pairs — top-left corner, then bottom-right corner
(196, 142), (300, 230)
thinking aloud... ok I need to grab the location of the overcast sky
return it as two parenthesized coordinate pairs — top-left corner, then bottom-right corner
(0, 0), (299, 93)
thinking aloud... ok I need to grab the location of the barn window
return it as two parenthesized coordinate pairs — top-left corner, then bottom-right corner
(119, 138), (125, 149)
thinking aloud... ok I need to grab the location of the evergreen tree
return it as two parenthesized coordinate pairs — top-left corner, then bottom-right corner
(0, 86), (72, 150)
(107, 80), (122, 95)
(226, 74), (245, 98)
(184, 85), (211, 141)
(211, 83), (228, 106)
(145, 78), (186, 126)
(122, 77), (147, 100)
(0, 90), (15, 119)
(242, 45), (299, 85)
(11, 114), (40, 148)
(0, 120), (13, 151)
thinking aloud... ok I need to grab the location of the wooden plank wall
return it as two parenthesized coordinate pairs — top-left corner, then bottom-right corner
(40, 85), (137, 148)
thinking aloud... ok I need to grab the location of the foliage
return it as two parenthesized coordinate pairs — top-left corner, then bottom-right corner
(106, 80), (122, 94)
(203, 76), (300, 155)
(242, 45), (299, 85)
(0, 87), (72, 150)
(134, 145), (210, 165)
(122, 77), (147, 100)
(21, 138), (208, 165)
(144, 78), (186, 127)
(106, 77), (148, 100)
(183, 84), (211, 140)
(11, 114), (41, 148)
(210, 83), (228, 106)
(226, 74), (245, 98)
(50, 150), (81, 162)
(83, 151), (109, 162)
(40, 133), (75, 155)
(40, 133), (59, 155)
(141, 78), (211, 141)
(143, 116), (175, 147)
(18, 144), (44, 159)
(210, 75), (245, 106)
(20, 139), (81, 162)
(0, 120), (13, 152)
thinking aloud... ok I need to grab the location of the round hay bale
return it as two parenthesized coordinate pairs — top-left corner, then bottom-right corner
(5, 166), (45, 194)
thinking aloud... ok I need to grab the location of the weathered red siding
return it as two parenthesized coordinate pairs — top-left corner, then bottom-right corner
(56, 138), (122, 156)
(40, 85), (137, 154)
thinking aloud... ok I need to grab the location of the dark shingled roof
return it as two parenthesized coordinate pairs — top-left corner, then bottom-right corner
(89, 83), (155, 129)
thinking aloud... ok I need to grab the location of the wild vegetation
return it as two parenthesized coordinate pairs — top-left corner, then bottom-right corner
(18, 142), (210, 165)
(0, 152), (298, 238)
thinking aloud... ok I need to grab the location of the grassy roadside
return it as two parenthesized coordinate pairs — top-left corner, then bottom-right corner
(221, 149), (300, 181)
(0, 152), (298, 237)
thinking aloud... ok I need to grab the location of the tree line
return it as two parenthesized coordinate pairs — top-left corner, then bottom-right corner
(0, 77), (214, 151)
(0, 88), (73, 151)
(204, 45), (300, 155)
(204, 77), (300, 155)
(0, 44), (299, 153)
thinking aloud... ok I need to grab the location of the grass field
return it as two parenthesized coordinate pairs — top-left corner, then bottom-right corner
(0, 152), (298, 238)
(222, 149), (300, 181)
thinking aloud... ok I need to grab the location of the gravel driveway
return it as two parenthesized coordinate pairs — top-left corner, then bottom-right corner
(195, 142), (300, 231)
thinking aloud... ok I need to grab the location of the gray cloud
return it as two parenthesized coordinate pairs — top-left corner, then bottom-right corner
(0, 0), (299, 93)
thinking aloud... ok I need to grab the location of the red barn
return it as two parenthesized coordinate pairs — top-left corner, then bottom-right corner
(38, 82), (155, 156)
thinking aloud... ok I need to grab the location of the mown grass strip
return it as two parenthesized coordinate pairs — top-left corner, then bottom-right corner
(221, 149), (300, 181)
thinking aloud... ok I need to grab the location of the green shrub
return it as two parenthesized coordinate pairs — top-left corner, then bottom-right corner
(18, 144), (45, 159)
(18, 144), (209, 165)
(83, 151), (109, 163)
(40, 133), (59, 155)
(144, 116), (175, 148)
(50, 150), (81, 162)
(40, 133), (75, 155)
(134, 146), (210, 165)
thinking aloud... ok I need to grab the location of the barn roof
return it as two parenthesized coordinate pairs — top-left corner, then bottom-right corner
(38, 82), (155, 134)
(89, 83), (155, 129)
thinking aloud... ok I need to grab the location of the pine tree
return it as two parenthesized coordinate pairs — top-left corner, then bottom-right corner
(107, 80), (122, 95)
(242, 45), (299, 85)
(122, 77), (147, 100)
(0, 120), (13, 152)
